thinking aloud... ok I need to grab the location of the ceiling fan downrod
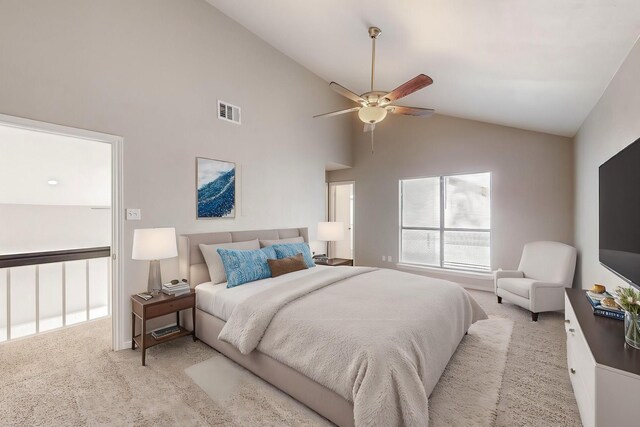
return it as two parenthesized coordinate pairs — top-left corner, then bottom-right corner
(369, 27), (381, 92)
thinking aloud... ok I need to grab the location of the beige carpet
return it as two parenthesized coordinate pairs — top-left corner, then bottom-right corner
(0, 289), (582, 426)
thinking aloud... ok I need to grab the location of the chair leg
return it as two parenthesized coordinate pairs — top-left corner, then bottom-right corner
(531, 312), (539, 322)
(497, 296), (502, 304)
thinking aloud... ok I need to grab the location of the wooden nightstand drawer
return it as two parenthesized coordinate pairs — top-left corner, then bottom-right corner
(146, 294), (194, 319)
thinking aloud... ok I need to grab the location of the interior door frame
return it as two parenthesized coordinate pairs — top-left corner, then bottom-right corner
(0, 113), (124, 351)
(327, 180), (355, 262)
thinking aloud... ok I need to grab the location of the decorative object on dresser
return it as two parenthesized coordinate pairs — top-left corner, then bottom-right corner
(614, 286), (640, 349)
(132, 227), (178, 294)
(317, 221), (345, 260)
(494, 241), (577, 321)
(564, 289), (640, 427)
(130, 290), (196, 366)
(196, 157), (236, 219)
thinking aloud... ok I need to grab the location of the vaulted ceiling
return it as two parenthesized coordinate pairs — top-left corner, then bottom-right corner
(208, 0), (640, 137)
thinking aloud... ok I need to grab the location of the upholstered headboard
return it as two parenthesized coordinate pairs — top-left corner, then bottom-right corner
(178, 227), (309, 287)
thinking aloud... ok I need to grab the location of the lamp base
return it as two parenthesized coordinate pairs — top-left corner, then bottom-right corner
(147, 260), (162, 295)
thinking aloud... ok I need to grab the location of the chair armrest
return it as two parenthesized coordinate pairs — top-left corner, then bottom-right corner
(530, 281), (563, 289)
(494, 270), (524, 280)
(494, 270), (524, 293)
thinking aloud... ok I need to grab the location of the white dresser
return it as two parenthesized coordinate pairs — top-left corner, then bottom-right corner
(565, 289), (640, 427)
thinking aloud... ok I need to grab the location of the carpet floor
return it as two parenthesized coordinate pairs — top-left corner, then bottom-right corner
(0, 289), (582, 426)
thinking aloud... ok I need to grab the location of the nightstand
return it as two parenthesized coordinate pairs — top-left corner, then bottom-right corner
(314, 258), (354, 266)
(130, 290), (196, 366)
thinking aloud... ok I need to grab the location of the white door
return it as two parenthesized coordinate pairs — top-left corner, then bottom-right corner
(328, 182), (354, 260)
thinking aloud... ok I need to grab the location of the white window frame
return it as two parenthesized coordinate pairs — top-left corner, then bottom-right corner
(399, 172), (491, 272)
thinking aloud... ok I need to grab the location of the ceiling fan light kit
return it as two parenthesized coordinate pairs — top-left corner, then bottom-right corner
(358, 105), (387, 124)
(314, 25), (435, 150)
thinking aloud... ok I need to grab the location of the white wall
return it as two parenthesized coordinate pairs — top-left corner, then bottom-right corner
(0, 0), (352, 347)
(574, 39), (640, 289)
(0, 126), (111, 206)
(0, 205), (111, 254)
(329, 114), (574, 289)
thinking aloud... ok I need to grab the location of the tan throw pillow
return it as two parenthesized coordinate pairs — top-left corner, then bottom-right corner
(267, 253), (308, 277)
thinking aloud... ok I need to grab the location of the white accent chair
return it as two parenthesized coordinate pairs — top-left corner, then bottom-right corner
(495, 241), (577, 321)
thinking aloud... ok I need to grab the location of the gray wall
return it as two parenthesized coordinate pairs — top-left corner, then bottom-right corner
(329, 114), (573, 288)
(0, 0), (352, 347)
(574, 40), (640, 290)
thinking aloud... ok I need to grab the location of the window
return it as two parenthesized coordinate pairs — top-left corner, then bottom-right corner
(400, 172), (491, 272)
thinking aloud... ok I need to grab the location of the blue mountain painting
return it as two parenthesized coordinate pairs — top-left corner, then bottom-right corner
(197, 168), (235, 218)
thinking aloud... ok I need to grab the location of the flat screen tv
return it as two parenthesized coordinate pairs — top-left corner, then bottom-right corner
(599, 136), (640, 290)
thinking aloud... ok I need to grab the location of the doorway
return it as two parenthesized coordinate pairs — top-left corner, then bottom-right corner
(0, 114), (122, 351)
(328, 182), (355, 260)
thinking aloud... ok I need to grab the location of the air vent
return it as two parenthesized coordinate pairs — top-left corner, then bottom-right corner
(218, 100), (241, 124)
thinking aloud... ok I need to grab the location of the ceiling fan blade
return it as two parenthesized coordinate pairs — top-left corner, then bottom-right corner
(387, 106), (435, 117)
(330, 82), (366, 104)
(363, 123), (375, 133)
(313, 106), (360, 119)
(382, 74), (433, 103)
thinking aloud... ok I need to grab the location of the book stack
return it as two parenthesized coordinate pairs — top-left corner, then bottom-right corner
(151, 325), (181, 339)
(585, 291), (624, 321)
(162, 281), (190, 296)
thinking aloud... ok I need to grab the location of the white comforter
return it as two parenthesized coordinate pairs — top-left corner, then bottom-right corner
(219, 266), (487, 427)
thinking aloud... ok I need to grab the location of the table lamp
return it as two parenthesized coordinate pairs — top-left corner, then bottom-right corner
(317, 221), (345, 259)
(132, 227), (178, 294)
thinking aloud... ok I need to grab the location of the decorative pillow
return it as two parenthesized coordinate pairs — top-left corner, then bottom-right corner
(267, 253), (308, 277)
(272, 243), (315, 268)
(261, 246), (277, 260)
(259, 236), (304, 248)
(216, 248), (271, 288)
(199, 239), (260, 284)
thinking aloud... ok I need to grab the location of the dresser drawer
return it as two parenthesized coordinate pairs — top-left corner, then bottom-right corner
(567, 331), (595, 427)
(146, 295), (194, 319)
(565, 293), (596, 427)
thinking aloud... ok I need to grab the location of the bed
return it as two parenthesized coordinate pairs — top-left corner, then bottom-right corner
(178, 228), (486, 427)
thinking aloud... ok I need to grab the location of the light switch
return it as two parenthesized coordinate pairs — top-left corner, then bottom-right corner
(126, 208), (141, 220)
(381, 255), (386, 262)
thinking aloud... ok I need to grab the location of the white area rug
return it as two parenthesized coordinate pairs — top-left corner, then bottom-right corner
(187, 316), (513, 426)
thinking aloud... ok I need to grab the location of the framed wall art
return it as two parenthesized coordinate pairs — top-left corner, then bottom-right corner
(196, 157), (236, 219)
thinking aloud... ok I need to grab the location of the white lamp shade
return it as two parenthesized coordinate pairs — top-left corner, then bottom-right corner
(358, 106), (387, 124)
(317, 222), (345, 242)
(132, 227), (178, 260)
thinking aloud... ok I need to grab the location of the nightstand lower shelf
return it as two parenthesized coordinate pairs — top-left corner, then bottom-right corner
(132, 326), (193, 350)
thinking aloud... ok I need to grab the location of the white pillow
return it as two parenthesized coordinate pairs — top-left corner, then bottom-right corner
(199, 239), (260, 284)
(259, 236), (304, 247)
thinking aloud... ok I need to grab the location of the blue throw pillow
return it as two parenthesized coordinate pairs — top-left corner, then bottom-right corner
(217, 248), (272, 288)
(261, 246), (277, 260)
(272, 243), (315, 268)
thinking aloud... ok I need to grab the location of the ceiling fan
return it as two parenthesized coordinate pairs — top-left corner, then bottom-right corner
(314, 27), (435, 135)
